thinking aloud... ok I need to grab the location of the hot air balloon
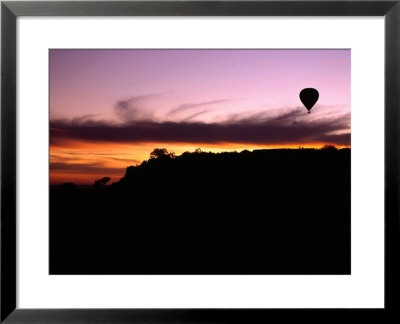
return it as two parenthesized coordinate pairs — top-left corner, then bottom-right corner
(300, 88), (319, 113)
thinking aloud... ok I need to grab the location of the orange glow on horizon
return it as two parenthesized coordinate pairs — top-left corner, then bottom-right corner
(50, 141), (350, 185)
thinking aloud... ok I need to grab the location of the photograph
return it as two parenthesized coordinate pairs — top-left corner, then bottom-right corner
(49, 49), (351, 274)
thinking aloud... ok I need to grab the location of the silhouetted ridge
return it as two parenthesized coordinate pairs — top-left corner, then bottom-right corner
(50, 148), (350, 275)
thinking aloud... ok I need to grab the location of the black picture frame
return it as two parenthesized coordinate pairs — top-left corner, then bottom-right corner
(1, 0), (399, 322)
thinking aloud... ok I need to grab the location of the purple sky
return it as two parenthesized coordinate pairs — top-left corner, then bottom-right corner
(50, 49), (350, 123)
(50, 49), (350, 184)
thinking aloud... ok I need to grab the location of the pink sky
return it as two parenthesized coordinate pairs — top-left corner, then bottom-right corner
(50, 49), (350, 123)
(50, 49), (351, 184)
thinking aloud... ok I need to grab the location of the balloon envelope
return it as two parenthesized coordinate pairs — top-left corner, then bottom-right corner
(300, 88), (319, 112)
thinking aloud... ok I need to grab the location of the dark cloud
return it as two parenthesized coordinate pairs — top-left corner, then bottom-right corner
(50, 162), (125, 175)
(318, 133), (351, 144)
(50, 108), (350, 146)
(63, 152), (139, 164)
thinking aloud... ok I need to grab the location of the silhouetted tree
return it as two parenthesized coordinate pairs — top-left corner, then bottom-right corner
(93, 177), (111, 189)
(150, 148), (175, 159)
(321, 144), (338, 151)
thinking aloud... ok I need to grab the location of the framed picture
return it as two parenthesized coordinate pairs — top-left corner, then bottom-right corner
(1, 0), (399, 322)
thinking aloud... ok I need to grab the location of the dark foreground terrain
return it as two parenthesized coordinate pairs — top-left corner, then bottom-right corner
(50, 148), (351, 274)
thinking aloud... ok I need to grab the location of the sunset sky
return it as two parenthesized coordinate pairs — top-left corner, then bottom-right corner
(50, 49), (351, 185)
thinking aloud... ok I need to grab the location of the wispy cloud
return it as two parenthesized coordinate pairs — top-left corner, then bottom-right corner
(181, 110), (210, 122)
(167, 99), (229, 117)
(51, 152), (140, 165)
(70, 114), (103, 125)
(114, 93), (162, 122)
(50, 162), (125, 176)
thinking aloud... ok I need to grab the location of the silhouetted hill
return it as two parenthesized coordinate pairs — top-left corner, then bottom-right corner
(50, 148), (350, 274)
